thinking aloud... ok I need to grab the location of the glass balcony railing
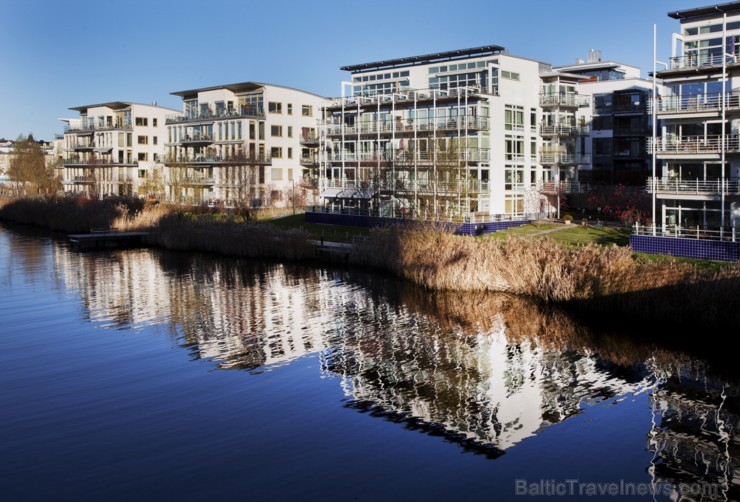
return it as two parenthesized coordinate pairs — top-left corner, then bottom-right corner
(165, 106), (264, 124)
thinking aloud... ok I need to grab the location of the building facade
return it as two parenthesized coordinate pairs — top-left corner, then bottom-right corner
(60, 102), (177, 198)
(165, 82), (328, 207)
(651, 2), (740, 234)
(318, 46), (591, 221)
(556, 53), (657, 186)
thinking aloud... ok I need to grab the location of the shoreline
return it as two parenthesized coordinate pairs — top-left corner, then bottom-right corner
(1, 196), (739, 330)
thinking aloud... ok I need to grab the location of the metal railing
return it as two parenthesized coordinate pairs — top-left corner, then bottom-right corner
(300, 155), (319, 166)
(633, 224), (737, 243)
(64, 123), (132, 133)
(645, 176), (740, 194)
(539, 93), (588, 107)
(324, 148), (490, 163)
(164, 154), (271, 164)
(165, 106), (264, 124)
(70, 176), (95, 183)
(650, 91), (740, 114)
(62, 156), (137, 167)
(647, 135), (740, 154)
(537, 181), (591, 194)
(179, 134), (214, 143)
(538, 124), (589, 136)
(667, 53), (736, 70)
(539, 153), (590, 165)
(323, 116), (489, 136)
(299, 133), (320, 143)
(325, 86), (484, 109)
(307, 204), (537, 224)
(179, 176), (215, 186)
(319, 177), (491, 194)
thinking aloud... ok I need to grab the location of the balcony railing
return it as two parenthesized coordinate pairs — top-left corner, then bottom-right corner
(178, 134), (215, 144)
(667, 53), (737, 71)
(62, 156), (137, 167)
(165, 106), (264, 124)
(179, 176), (216, 186)
(64, 123), (132, 133)
(319, 177), (491, 194)
(300, 155), (319, 166)
(323, 116), (489, 136)
(299, 133), (320, 144)
(69, 176), (95, 184)
(539, 153), (590, 165)
(164, 154), (271, 165)
(650, 91), (740, 114)
(647, 135), (740, 155)
(537, 181), (591, 194)
(324, 148), (490, 163)
(645, 176), (740, 195)
(539, 124), (589, 136)
(539, 93), (588, 108)
(325, 86), (484, 110)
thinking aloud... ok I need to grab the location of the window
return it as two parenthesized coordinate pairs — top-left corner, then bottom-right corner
(153, 136), (158, 145)
(259, 122), (265, 140)
(505, 136), (524, 161)
(137, 135), (148, 145)
(594, 94), (613, 114)
(271, 125), (283, 137)
(302, 105), (313, 117)
(135, 117), (148, 126)
(153, 118), (157, 127)
(268, 102), (282, 114)
(504, 105), (524, 132)
(271, 147), (283, 158)
(287, 126), (293, 138)
(288, 147), (293, 159)
(138, 152), (147, 161)
(501, 70), (520, 81)
(138, 169), (146, 178)
(287, 104), (293, 115)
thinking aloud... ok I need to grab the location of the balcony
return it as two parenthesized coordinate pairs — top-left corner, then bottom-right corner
(165, 106), (264, 125)
(164, 153), (271, 165)
(539, 93), (588, 108)
(539, 153), (590, 165)
(64, 122), (132, 134)
(323, 116), (490, 137)
(613, 127), (647, 137)
(325, 86), (484, 111)
(537, 181), (590, 194)
(666, 53), (737, 71)
(299, 133), (320, 146)
(67, 176), (95, 184)
(324, 148), (490, 163)
(179, 134), (214, 145)
(300, 155), (319, 166)
(651, 91), (740, 115)
(539, 124), (589, 137)
(179, 176), (216, 187)
(646, 176), (740, 195)
(647, 135), (740, 156)
(320, 177), (490, 194)
(62, 156), (137, 167)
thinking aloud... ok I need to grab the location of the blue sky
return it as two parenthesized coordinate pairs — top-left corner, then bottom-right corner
(0, 0), (704, 140)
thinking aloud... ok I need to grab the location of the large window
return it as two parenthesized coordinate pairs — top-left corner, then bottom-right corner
(137, 135), (148, 145)
(271, 147), (283, 159)
(135, 117), (148, 126)
(505, 105), (524, 132)
(271, 125), (283, 137)
(268, 102), (282, 114)
(302, 105), (313, 117)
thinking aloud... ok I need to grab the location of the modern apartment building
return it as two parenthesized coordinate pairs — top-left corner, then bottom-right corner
(60, 102), (177, 198)
(318, 45), (590, 221)
(556, 52), (657, 185)
(164, 82), (328, 207)
(650, 2), (740, 233)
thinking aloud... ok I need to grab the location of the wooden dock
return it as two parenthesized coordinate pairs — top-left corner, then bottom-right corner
(68, 229), (151, 250)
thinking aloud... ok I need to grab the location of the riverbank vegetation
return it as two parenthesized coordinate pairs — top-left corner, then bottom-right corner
(1, 196), (738, 327)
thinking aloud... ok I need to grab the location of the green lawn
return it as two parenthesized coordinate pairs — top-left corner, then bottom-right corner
(485, 222), (631, 246)
(262, 213), (370, 243)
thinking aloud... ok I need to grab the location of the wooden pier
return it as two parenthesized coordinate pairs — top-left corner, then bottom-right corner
(68, 229), (151, 250)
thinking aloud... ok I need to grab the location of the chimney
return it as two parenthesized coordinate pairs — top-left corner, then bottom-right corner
(576, 58), (586, 65)
(587, 50), (602, 63)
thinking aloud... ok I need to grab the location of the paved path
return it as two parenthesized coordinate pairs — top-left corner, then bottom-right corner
(526, 225), (573, 237)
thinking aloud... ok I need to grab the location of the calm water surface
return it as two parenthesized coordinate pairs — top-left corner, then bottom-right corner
(0, 224), (738, 501)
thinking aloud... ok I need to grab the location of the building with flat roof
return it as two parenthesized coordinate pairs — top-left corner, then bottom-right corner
(165, 82), (329, 207)
(318, 45), (591, 221)
(649, 1), (740, 235)
(60, 102), (178, 198)
(556, 52), (658, 186)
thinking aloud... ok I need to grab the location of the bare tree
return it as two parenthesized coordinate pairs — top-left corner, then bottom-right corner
(9, 134), (58, 196)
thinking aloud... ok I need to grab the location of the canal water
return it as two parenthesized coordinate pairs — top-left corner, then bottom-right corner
(0, 224), (738, 501)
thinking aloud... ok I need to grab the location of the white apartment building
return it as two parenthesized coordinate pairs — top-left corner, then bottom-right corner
(60, 102), (177, 198)
(165, 82), (328, 207)
(650, 2), (740, 233)
(318, 45), (591, 221)
(556, 52), (658, 186)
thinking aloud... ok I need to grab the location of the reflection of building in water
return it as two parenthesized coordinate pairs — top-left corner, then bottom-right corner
(647, 370), (740, 500)
(50, 240), (740, 479)
(53, 244), (173, 329)
(322, 313), (650, 453)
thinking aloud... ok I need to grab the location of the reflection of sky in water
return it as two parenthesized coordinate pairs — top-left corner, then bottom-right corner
(3, 226), (738, 500)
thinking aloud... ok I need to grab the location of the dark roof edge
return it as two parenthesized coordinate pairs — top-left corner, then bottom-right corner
(341, 45), (505, 73)
(668, 1), (740, 19)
